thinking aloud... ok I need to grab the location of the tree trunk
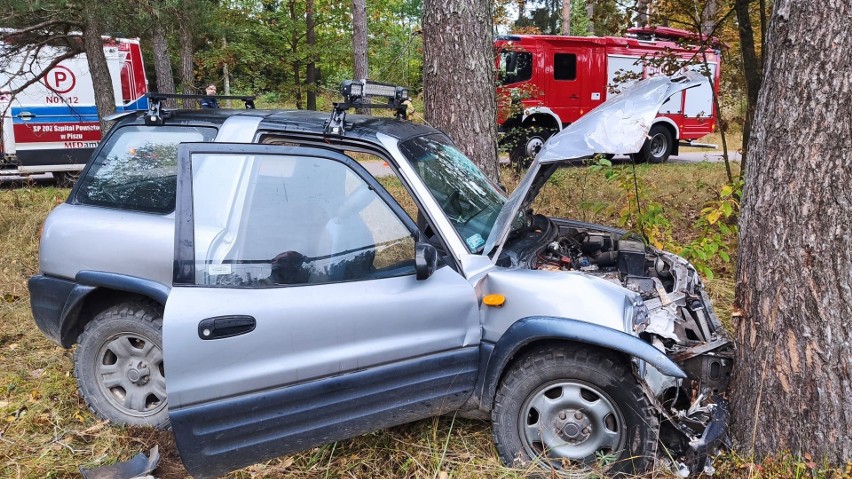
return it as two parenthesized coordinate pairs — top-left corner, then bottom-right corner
(81, 4), (116, 133)
(701, 0), (718, 36)
(423, 0), (499, 180)
(288, 0), (302, 110)
(634, 0), (649, 26)
(731, 0), (852, 463)
(306, 0), (317, 111)
(179, 21), (195, 95)
(734, 0), (762, 174)
(561, 0), (570, 35)
(150, 20), (176, 107)
(352, 0), (368, 114)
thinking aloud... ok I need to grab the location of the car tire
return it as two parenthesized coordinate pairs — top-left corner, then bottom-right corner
(632, 124), (673, 164)
(74, 301), (169, 429)
(491, 345), (657, 476)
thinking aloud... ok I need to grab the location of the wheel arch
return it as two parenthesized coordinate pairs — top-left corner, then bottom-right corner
(475, 316), (686, 411)
(57, 272), (169, 347)
(521, 108), (562, 131)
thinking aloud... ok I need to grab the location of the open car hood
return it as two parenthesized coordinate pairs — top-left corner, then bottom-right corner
(483, 71), (706, 259)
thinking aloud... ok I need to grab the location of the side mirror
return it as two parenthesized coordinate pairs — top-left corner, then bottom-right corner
(415, 242), (438, 280)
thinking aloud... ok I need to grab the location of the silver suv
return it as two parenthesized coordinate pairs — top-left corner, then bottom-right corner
(29, 76), (732, 478)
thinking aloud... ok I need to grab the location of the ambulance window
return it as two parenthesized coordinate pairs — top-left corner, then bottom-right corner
(554, 53), (577, 81)
(499, 51), (532, 85)
(74, 125), (216, 214)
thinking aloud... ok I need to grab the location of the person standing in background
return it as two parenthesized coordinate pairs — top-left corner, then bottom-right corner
(200, 84), (220, 108)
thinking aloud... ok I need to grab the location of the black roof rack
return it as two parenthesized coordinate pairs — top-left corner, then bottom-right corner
(144, 92), (256, 125)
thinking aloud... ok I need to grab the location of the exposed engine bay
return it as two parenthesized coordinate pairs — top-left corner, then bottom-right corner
(498, 213), (735, 476)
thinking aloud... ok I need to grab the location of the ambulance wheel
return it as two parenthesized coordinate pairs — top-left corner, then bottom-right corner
(54, 171), (81, 188)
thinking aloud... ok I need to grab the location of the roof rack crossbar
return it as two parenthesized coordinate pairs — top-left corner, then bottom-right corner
(144, 92), (256, 125)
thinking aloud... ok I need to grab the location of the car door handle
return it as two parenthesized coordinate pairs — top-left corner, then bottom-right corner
(569, 94), (579, 99)
(198, 315), (256, 340)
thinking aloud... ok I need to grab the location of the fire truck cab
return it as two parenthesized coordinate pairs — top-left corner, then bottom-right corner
(0, 36), (148, 185)
(495, 27), (722, 164)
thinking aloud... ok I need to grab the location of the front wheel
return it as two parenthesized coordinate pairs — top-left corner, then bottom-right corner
(491, 345), (658, 476)
(631, 124), (674, 164)
(74, 301), (169, 429)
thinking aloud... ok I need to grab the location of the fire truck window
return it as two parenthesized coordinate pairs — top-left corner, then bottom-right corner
(499, 51), (532, 85)
(554, 53), (577, 81)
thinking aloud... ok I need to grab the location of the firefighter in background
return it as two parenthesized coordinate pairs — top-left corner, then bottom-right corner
(200, 84), (219, 109)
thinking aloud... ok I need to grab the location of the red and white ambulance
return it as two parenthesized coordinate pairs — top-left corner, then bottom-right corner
(1, 37), (148, 184)
(495, 26), (722, 164)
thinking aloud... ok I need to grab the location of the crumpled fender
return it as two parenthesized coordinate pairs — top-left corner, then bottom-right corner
(477, 316), (686, 409)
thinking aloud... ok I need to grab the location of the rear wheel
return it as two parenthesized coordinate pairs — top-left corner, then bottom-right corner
(74, 301), (169, 429)
(492, 345), (657, 476)
(631, 124), (674, 164)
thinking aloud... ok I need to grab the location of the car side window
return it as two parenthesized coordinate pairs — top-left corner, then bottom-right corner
(75, 125), (217, 213)
(192, 153), (416, 287)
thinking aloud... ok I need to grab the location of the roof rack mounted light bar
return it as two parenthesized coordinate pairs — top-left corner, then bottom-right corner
(325, 80), (410, 135)
(144, 92), (256, 125)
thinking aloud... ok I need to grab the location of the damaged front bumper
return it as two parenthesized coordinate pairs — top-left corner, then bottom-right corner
(631, 252), (734, 476)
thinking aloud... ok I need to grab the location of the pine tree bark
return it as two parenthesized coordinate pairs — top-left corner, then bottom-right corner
(151, 20), (176, 107)
(81, 4), (116, 133)
(731, 0), (852, 462)
(179, 22), (195, 95)
(306, 0), (317, 111)
(352, 0), (368, 114)
(423, 0), (499, 180)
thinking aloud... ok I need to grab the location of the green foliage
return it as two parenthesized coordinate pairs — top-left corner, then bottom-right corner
(190, 0), (422, 107)
(677, 178), (741, 279)
(513, 0), (593, 35)
(578, 158), (740, 281)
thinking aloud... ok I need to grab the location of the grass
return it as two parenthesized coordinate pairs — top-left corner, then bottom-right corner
(0, 165), (846, 478)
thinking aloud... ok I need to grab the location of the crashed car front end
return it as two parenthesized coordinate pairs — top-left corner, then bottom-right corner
(526, 218), (734, 475)
(483, 71), (734, 475)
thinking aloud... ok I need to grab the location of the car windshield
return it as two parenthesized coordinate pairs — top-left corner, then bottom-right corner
(399, 134), (506, 253)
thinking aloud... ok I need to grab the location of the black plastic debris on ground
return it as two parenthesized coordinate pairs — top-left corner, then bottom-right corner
(80, 445), (159, 479)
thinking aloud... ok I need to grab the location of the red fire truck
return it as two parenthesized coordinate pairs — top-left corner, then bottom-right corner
(1, 36), (148, 184)
(495, 26), (722, 164)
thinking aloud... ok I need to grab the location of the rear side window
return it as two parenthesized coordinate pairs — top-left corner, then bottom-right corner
(554, 53), (577, 81)
(75, 125), (217, 213)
